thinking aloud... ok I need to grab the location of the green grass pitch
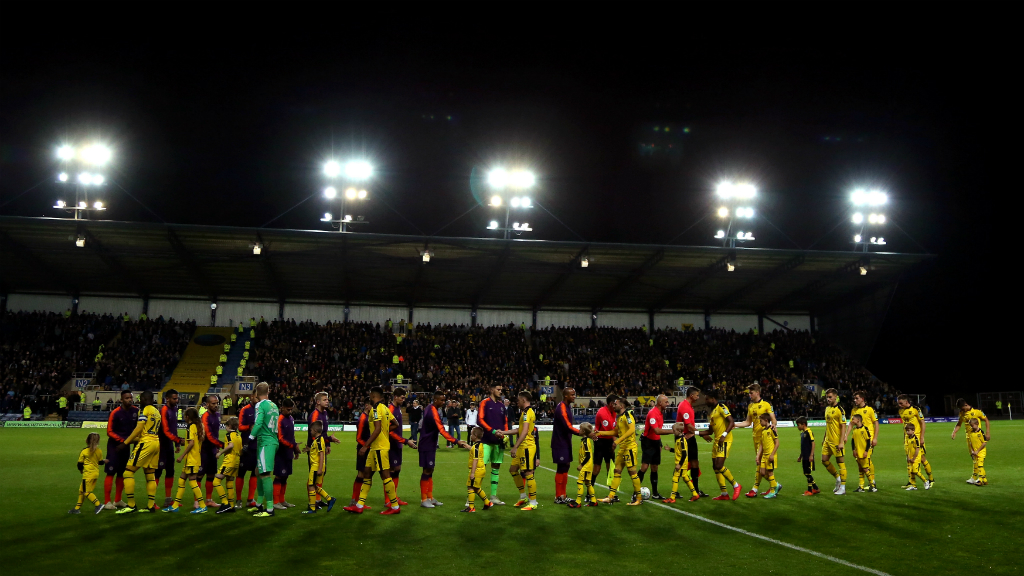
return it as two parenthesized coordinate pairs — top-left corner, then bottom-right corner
(1, 422), (1022, 576)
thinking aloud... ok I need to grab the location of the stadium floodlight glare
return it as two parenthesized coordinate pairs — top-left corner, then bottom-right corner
(55, 200), (66, 208)
(859, 266), (868, 276)
(358, 189), (367, 199)
(715, 230), (726, 239)
(490, 195), (502, 207)
(511, 197), (521, 208)
(488, 168), (508, 189)
(324, 160), (341, 178)
(854, 234), (862, 242)
(850, 189), (888, 206)
(57, 145), (75, 160)
(343, 215), (353, 222)
(93, 201), (104, 209)
(726, 262), (736, 272)
(736, 207), (754, 218)
(77, 201), (87, 208)
(852, 212), (864, 224)
(421, 250), (432, 263)
(324, 186), (337, 199)
(716, 181), (756, 199)
(580, 257), (589, 268)
(520, 197), (531, 207)
(717, 206), (729, 218)
(58, 172), (69, 182)
(488, 168), (535, 190)
(92, 175), (104, 185)
(252, 243), (262, 255)
(344, 160), (373, 180)
(487, 220), (499, 230)
(321, 212), (333, 222)
(75, 235), (86, 248)
(78, 172), (92, 185)
(80, 144), (112, 165)
(345, 187), (357, 199)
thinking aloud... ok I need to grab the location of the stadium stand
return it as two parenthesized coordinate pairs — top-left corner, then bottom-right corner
(92, 318), (195, 391)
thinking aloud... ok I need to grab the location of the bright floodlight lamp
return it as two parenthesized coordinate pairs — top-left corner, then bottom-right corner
(715, 230), (726, 239)
(511, 197), (521, 208)
(93, 201), (104, 210)
(580, 257), (589, 268)
(717, 206), (729, 218)
(345, 187), (357, 199)
(324, 186), (337, 199)
(77, 201), (87, 208)
(487, 220), (499, 230)
(78, 172), (92, 185)
(726, 262), (736, 272)
(488, 168), (509, 189)
(324, 160), (341, 178)
(520, 197), (531, 207)
(854, 234), (862, 242)
(421, 250), (432, 263)
(58, 172), (69, 182)
(852, 212), (864, 224)
(358, 189), (367, 199)
(81, 144), (112, 165)
(57, 145), (75, 160)
(860, 266), (868, 276)
(509, 170), (536, 189)
(490, 195), (502, 207)
(92, 175), (104, 185)
(343, 215), (353, 222)
(252, 243), (262, 255)
(716, 181), (734, 198)
(55, 200), (66, 208)
(344, 160), (373, 180)
(75, 236), (86, 248)
(321, 212), (333, 222)
(851, 189), (888, 206)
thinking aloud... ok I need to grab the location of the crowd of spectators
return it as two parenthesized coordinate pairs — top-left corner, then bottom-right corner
(92, 317), (195, 391)
(243, 320), (903, 421)
(0, 310), (121, 415)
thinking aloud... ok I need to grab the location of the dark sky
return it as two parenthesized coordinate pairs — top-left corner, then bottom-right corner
(0, 6), (1011, 397)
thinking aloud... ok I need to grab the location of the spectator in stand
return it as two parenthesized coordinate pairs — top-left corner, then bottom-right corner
(407, 399), (423, 442)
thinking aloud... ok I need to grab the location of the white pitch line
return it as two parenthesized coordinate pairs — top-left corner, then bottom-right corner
(537, 465), (891, 576)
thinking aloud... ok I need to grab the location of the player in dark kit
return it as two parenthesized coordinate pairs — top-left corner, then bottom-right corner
(156, 389), (184, 507)
(418, 391), (465, 507)
(235, 395), (258, 508)
(349, 403), (373, 507)
(387, 388), (417, 506)
(103, 391), (137, 509)
(551, 387), (582, 504)
(200, 395), (224, 508)
(273, 398), (299, 509)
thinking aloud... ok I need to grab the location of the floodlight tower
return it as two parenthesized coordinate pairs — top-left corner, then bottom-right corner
(713, 181), (756, 248)
(53, 143), (111, 220)
(849, 189), (888, 252)
(321, 160), (371, 232)
(485, 168), (536, 239)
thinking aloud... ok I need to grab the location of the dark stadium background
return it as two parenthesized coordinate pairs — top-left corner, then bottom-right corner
(0, 6), (1010, 401)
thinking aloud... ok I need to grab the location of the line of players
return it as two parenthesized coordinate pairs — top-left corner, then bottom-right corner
(69, 381), (994, 514)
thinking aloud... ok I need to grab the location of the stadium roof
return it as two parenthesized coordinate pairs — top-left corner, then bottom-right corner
(0, 216), (933, 314)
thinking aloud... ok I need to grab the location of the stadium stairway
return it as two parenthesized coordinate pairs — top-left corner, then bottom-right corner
(217, 329), (252, 388)
(160, 327), (233, 401)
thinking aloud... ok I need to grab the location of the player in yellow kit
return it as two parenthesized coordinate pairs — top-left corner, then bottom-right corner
(213, 416), (241, 513)
(70, 433), (107, 514)
(665, 422), (700, 503)
(461, 427), (493, 512)
(699, 389), (742, 501)
(568, 423), (598, 508)
(821, 388), (848, 495)
(756, 413), (781, 499)
(303, 421), (337, 513)
(597, 397), (644, 506)
(849, 391), (878, 491)
(952, 398), (991, 485)
(347, 387), (401, 515)
(733, 384), (777, 497)
(848, 414), (875, 492)
(903, 424), (930, 491)
(967, 419), (988, 486)
(897, 394), (934, 487)
(503, 392), (539, 510)
(116, 391), (161, 514)
(164, 408), (206, 513)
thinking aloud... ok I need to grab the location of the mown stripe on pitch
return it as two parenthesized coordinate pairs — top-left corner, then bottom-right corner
(538, 465), (892, 576)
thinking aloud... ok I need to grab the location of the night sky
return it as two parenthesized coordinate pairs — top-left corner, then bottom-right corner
(0, 6), (1011, 399)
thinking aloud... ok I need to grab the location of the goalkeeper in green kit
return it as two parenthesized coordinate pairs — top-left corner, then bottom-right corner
(247, 382), (279, 517)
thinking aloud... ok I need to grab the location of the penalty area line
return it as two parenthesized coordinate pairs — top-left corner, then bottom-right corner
(537, 465), (891, 576)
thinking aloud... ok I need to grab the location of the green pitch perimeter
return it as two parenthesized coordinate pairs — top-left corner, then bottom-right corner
(1, 422), (1021, 576)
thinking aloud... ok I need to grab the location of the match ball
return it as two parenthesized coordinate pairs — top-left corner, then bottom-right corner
(640, 487), (651, 500)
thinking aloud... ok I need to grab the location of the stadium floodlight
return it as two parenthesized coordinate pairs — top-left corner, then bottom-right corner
(715, 230), (726, 239)
(75, 235), (86, 247)
(58, 172), (69, 182)
(78, 172), (92, 185)
(345, 187), (357, 199)
(344, 160), (373, 180)
(343, 214), (353, 222)
(736, 207), (754, 218)
(716, 181), (756, 199)
(358, 189), (367, 199)
(859, 266), (868, 276)
(717, 207), (729, 218)
(80, 144), (112, 165)
(54, 200), (66, 208)
(726, 262), (736, 272)
(581, 257), (589, 268)
(488, 168), (508, 189)
(324, 160), (341, 178)
(490, 195), (502, 207)
(252, 243), (262, 255)
(851, 189), (888, 206)
(321, 212), (333, 222)
(509, 170), (536, 189)
(57, 145), (75, 160)
(93, 201), (104, 210)
(487, 169), (537, 238)
(854, 234), (862, 242)
(487, 220), (499, 229)
(520, 197), (531, 207)
(324, 186), (337, 199)
(511, 197), (521, 208)
(852, 212), (864, 224)
(92, 175), (104, 185)
(421, 249), (432, 263)
(78, 201), (87, 208)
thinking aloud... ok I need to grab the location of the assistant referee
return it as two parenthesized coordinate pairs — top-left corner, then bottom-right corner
(676, 387), (708, 497)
